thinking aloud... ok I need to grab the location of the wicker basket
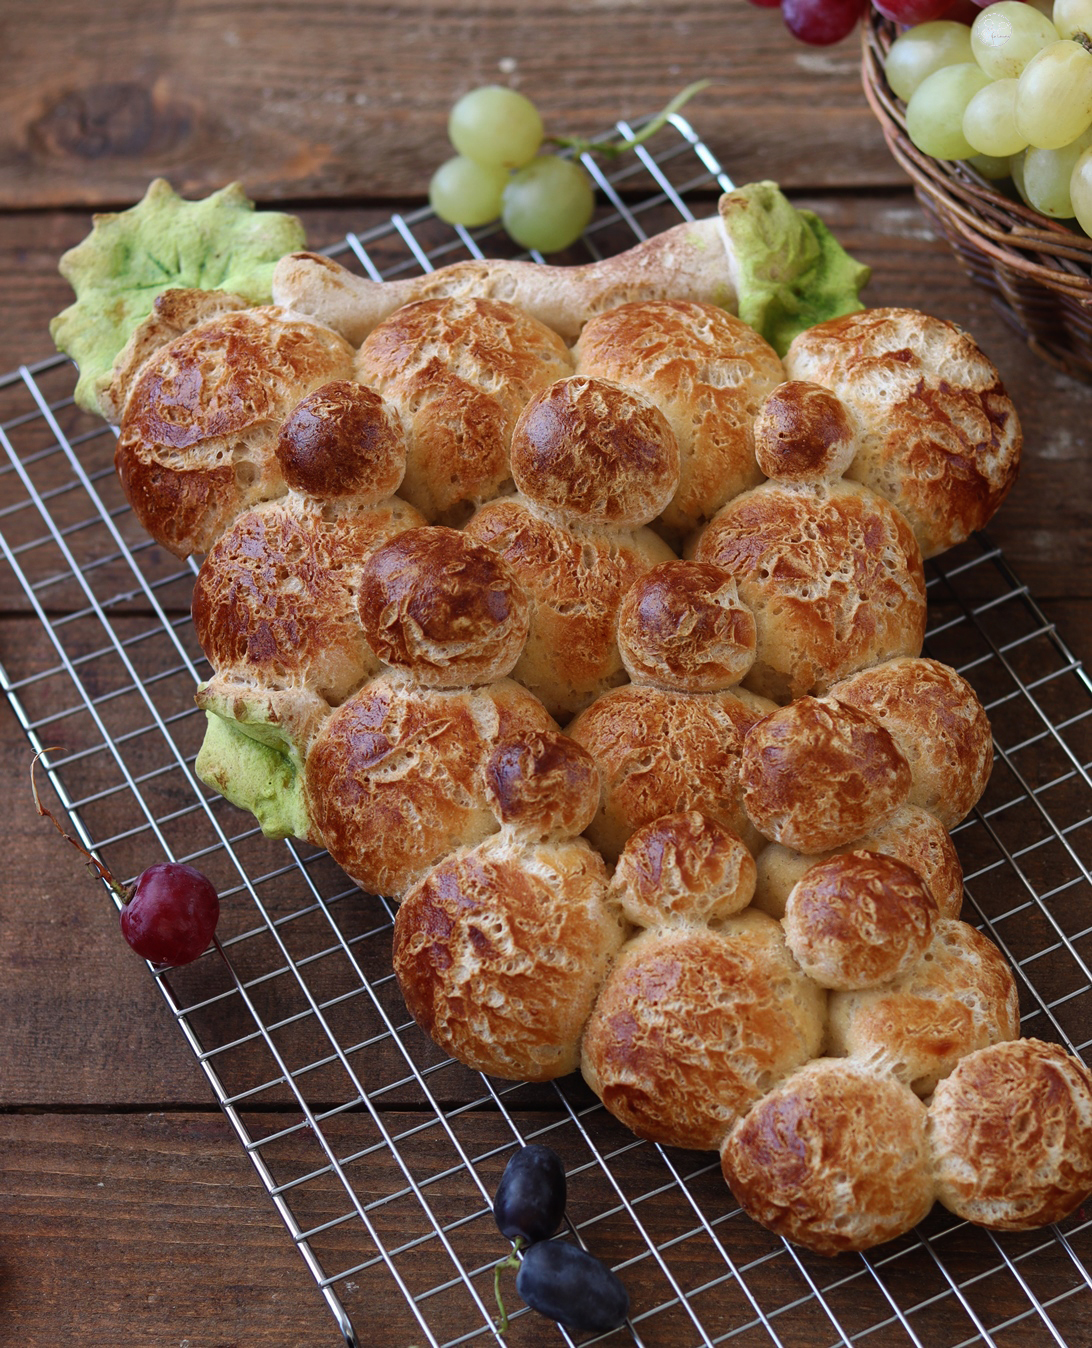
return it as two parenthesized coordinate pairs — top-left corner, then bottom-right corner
(862, 9), (1092, 381)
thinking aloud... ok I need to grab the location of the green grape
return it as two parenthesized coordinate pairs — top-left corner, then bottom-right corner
(1016, 41), (1092, 149)
(502, 156), (595, 253)
(967, 152), (1013, 180)
(971, 0), (1058, 79)
(906, 64), (992, 161)
(963, 79), (1027, 157)
(1023, 129), (1092, 215)
(429, 156), (508, 227)
(1010, 150), (1031, 205)
(1053, 0), (1092, 41)
(1070, 144), (1092, 233)
(448, 86), (543, 169)
(885, 22), (975, 103)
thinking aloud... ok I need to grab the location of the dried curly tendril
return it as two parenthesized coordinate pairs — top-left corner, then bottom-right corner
(50, 178), (307, 418)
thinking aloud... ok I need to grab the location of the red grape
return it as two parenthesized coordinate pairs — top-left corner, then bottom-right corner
(119, 862), (220, 966)
(746, 0), (784, 7)
(872, 0), (957, 22)
(783, 0), (867, 45)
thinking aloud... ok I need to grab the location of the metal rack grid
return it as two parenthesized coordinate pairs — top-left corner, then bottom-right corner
(2, 116), (1091, 1348)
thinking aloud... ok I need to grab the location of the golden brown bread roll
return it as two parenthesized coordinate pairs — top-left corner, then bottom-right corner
(830, 657), (993, 829)
(929, 1039), (1092, 1229)
(751, 380), (856, 482)
(115, 306), (356, 556)
(355, 296), (573, 523)
(581, 911), (826, 1151)
(692, 479), (927, 703)
(357, 527), (530, 688)
(616, 561), (756, 693)
(721, 1059), (934, 1256)
(305, 674), (557, 898)
(572, 300), (784, 538)
(828, 917), (1020, 1095)
(783, 308), (1022, 558)
(392, 831), (625, 1081)
(568, 683), (772, 861)
(752, 804), (964, 921)
(275, 380), (406, 500)
(610, 811), (757, 928)
(740, 696), (912, 854)
(783, 851), (937, 991)
(483, 731), (600, 840)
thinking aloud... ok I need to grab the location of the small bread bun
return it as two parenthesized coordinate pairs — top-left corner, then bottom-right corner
(192, 493), (424, 705)
(275, 380), (406, 501)
(617, 561), (756, 692)
(393, 833), (625, 1081)
(484, 731), (600, 839)
(568, 684), (770, 861)
(783, 851), (937, 991)
(465, 497), (674, 721)
(831, 657), (993, 829)
(721, 1059), (934, 1256)
(611, 811), (757, 928)
(741, 697), (912, 853)
(581, 911), (826, 1151)
(115, 306), (356, 556)
(929, 1039), (1092, 1230)
(509, 376), (680, 527)
(693, 479), (926, 703)
(573, 299), (784, 538)
(752, 381), (856, 482)
(357, 527), (530, 687)
(356, 296), (573, 523)
(783, 307), (1021, 558)
(753, 804), (963, 921)
(828, 918), (1020, 1096)
(305, 674), (557, 898)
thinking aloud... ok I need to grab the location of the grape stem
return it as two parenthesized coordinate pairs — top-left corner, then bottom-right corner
(30, 748), (131, 901)
(547, 80), (711, 160)
(492, 1236), (525, 1335)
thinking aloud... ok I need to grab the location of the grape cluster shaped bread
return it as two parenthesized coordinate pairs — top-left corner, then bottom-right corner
(98, 225), (1092, 1258)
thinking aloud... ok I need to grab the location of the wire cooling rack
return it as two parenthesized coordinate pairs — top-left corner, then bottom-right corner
(2, 116), (1092, 1348)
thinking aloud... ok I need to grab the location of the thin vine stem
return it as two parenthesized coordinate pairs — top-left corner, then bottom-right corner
(547, 80), (711, 160)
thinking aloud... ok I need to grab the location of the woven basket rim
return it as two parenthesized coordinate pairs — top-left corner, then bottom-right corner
(861, 11), (1092, 305)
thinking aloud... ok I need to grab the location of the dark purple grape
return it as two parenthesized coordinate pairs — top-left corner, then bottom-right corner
(782, 0), (866, 45)
(494, 1145), (567, 1244)
(516, 1240), (629, 1333)
(120, 862), (220, 966)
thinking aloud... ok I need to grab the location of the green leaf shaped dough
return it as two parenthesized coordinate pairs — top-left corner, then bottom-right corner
(50, 178), (307, 417)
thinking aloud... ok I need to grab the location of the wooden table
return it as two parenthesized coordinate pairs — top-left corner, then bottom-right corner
(2, 3), (1091, 1345)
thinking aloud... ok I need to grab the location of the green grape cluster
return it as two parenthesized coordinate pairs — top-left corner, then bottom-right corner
(888, 0), (1092, 233)
(428, 82), (708, 254)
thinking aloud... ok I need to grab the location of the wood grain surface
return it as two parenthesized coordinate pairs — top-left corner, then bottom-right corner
(2, 4), (1092, 1346)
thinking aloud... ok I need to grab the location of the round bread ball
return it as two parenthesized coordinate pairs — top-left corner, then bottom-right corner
(611, 811), (757, 928)
(192, 492), (423, 705)
(741, 697), (912, 854)
(693, 479), (926, 703)
(581, 911), (826, 1151)
(783, 851), (937, 991)
(831, 658), (993, 829)
(752, 381), (856, 482)
(393, 833), (625, 1082)
(357, 527), (530, 687)
(484, 731), (600, 839)
(783, 307), (1021, 558)
(509, 375), (680, 527)
(929, 1039), (1092, 1230)
(617, 561), (756, 692)
(752, 804), (963, 922)
(721, 1058), (935, 1256)
(276, 380), (406, 500)
(116, 306), (356, 556)
(573, 299), (785, 538)
(568, 684), (772, 862)
(305, 674), (556, 898)
(828, 917), (1021, 1096)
